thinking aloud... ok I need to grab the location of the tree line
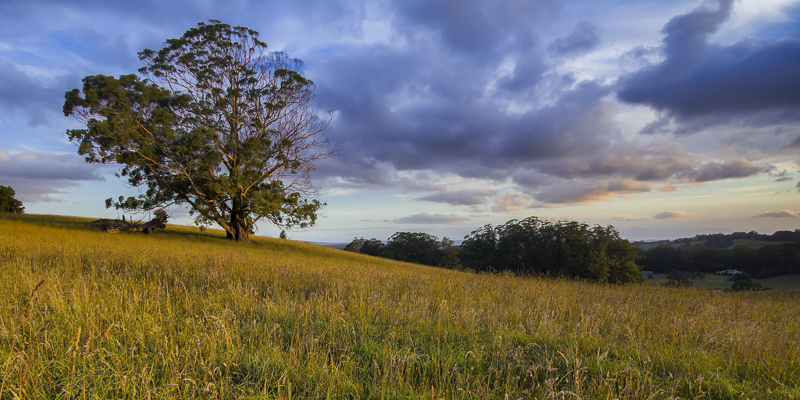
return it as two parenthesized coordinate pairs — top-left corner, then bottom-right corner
(636, 242), (800, 278)
(648, 230), (800, 249)
(345, 217), (644, 283)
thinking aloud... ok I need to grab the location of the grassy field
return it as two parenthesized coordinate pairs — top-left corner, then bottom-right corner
(650, 273), (800, 291)
(727, 239), (796, 250)
(2, 214), (800, 399)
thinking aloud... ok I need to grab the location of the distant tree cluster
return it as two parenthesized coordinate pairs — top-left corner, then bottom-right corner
(460, 217), (643, 283)
(345, 232), (458, 268)
(347, 217), (643, 283)
(0, 185), (24, 213)
(637, 243), (800, 278)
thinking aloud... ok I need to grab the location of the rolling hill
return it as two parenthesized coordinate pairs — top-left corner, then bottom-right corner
(2, 213), (799, 398)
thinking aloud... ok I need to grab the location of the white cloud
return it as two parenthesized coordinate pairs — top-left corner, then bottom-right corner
(492, 191), (527, 212)
(754, 210), (800, 218)
(653, 210), (694, 219)
(393, 212), (470, 224)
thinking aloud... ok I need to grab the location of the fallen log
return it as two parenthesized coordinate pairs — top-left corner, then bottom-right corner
(91, 212), (168, 234)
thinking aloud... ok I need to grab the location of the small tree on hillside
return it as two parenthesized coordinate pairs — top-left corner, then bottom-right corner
(64, 20), (332, 242)
(0, 185), (25, 213)
(664, 269), (692, 287)
(344, 237), (367, 252)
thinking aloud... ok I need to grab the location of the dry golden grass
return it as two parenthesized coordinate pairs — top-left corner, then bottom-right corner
(1, 213), (799, 399)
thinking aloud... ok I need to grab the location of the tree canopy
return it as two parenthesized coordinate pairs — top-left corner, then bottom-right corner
(345, 233), (459, 268)
(460, 217), (643, 283)
(0, 185), (25, 213)
(63, 20), (332, 242)
(384, 232), (459, 268)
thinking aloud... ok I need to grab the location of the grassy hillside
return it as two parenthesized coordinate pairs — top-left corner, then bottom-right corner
(2, 214), (800, 399)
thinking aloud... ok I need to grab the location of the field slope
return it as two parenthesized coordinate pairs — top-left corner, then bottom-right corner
(2, 214), (799, 399)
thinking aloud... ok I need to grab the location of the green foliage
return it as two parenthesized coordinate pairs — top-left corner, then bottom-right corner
(0, 185), (24, 213)
(343, 237), (367, 252)
(359, 238), (386, 257)
(63, 20), (332, 242)
(665, 269), (693, 287)
(638, 241), (800, 277)
(383, 232), (460, 268)
(460, 217), (643, 283)
(730, 277), (764, 291)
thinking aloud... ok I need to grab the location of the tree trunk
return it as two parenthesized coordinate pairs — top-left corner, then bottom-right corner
(228, 213), (250, 242)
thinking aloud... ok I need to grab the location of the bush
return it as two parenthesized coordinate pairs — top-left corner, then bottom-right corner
(664, 269), (692, 287)
(0, 185), (24, 213)
(730, 278), (763, 291)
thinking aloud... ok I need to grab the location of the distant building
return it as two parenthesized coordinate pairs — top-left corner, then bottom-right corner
(716, 269), (741, 275)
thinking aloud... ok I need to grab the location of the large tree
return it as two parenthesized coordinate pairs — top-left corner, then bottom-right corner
(64, 20), (332, 242)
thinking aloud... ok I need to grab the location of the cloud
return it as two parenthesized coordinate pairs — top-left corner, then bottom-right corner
(0, 150), (105, 202)
(753, 210), (800, 218)
(765, 166), (794, 182)
(654, 210), (694, 219)
(2, 0), (797, 221)
(548, 21), (601, 56)
(782, 136), (800, 149)
(617, 0), (800, 131)
(612, 215), (649, 222)
(417, 188), (497, 206)
(528, 178), (653, 207)
(0, 62), (74, 126)
(491, 191), (527, 212)
(681, 159), (766, 182)
(527, 140), (697, 182)
(393, 212), (470, 224)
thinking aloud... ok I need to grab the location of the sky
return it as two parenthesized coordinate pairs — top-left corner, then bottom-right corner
(1, 0), (799, 243)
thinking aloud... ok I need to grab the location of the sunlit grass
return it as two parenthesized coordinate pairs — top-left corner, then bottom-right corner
(2, 214), (799, 398)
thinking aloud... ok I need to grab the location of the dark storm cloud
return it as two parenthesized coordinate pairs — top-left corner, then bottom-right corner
(314, 54), (616, 187)
(548, 22), (601, 55)
(0, 151), (105, 202)
(393, 212), (471, 224)
(617, 0), (800, 130)
(417, 189), (498, 206)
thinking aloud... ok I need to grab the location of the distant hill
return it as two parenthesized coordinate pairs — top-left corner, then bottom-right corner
(634, 229), (800, 250)
(634, 229), (800, 278)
